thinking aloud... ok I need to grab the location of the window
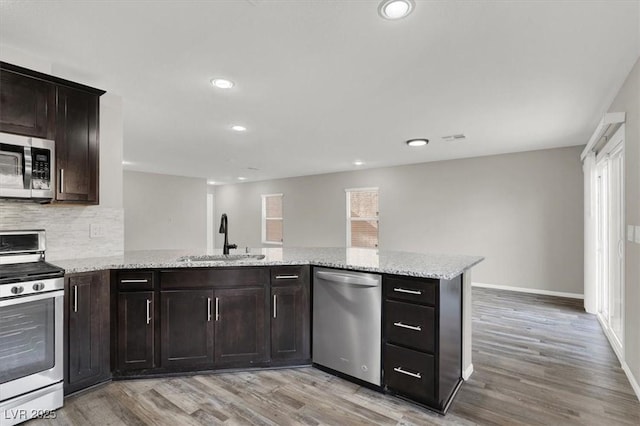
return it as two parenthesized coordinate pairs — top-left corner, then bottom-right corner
(262, 193), (283, 245)
(346, 188), (379, 248)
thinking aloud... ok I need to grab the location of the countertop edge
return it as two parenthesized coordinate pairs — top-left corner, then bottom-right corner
(55, 256), (485, 280)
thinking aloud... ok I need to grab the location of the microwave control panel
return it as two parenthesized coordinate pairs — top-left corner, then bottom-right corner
(31, 149), (51, 190)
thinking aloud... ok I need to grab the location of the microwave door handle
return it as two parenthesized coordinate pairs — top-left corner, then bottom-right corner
(24, 145), (32, 191)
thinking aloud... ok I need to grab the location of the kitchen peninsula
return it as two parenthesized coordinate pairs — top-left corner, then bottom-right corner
(53, 247), (482, 414)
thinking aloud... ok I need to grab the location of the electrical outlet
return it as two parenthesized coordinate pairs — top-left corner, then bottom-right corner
(90, 223), (106, 238)
(628, 225), (635, 242)
(635, 226), (640, 244)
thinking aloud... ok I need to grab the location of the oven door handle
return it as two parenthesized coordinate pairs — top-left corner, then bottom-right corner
(0, 289), (64, 306)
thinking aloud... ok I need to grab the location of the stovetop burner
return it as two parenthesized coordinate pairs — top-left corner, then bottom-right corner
(0, 261), (65, 285)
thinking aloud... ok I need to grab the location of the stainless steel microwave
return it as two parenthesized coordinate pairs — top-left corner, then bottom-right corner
(0, 132), (55, 201)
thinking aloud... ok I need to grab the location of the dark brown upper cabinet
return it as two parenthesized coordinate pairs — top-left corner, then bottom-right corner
(0, 68), (55, 139)
(55, 86), (99, 203)
(0, 62), (105, 205)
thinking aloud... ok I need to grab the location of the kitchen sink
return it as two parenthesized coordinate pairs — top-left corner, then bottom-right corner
(176, 254), (266, 262)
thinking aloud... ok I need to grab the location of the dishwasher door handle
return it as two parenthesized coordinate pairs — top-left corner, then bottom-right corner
(315, 270), (379, 287)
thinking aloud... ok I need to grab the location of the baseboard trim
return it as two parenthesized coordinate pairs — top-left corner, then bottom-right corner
(472, 282), (584, 299)
(596, 314), (624, 363)
(462, 363), (474, 381)
(622, 362), (640, 402)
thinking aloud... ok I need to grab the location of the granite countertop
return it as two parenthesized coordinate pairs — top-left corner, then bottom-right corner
(51, 247), (483, 280)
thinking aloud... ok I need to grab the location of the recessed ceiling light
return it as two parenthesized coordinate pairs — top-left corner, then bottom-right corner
(379, 0), (415, 20)
(211, 78), (234, 89)
(238, 176), (247, 181)
(122, 160), (132, 165)
(207, 180), (216, 185)
(406, 139), (429, 147)
(353, 160), (365, 166)
(231, 125), (247, 132)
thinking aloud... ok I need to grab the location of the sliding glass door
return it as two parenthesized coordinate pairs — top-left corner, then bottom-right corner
(595, 130), (624, 356)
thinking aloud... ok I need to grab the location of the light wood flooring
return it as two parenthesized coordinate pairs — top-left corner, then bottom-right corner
(31, 288), (640, 425)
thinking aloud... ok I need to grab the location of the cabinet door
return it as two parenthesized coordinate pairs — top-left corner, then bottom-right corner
(271, 284), (310, 361)
(117, 291), (155, 371)
(0, 68), (55, 138)
(65, 271), (110, 394)
(56, 86), (99, 203)
(161, 290), (214, 368)
(215, 287), (267, 365)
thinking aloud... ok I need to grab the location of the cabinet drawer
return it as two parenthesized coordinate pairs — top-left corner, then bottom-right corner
(117, 271), (154, 291)
(384, 343), (435, 403)
(384, 276), (436, 305)
(385, 300), (435, 353)
(271, 266), (307, 286)
(160, 268), (269, 289)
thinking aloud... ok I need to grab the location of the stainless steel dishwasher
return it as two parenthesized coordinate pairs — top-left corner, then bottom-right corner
(312, 267), (382, 386)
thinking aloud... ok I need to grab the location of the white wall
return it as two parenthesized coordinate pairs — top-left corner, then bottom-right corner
(216, 146), (584, 294)
(124, 171), (207, 251)
(0, 46), (125, 260)
(607, 56), (640, 396)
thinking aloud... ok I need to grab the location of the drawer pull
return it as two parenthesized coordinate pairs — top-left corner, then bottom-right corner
(393, 287), (422, 295)
(393, 321), (422, 331)
(393, 367), (422, 379)
(275, 275), (299, 279)
(121, 279), (149, 283)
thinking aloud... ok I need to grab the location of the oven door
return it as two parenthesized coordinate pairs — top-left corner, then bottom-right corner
(0, 289), (63, 401)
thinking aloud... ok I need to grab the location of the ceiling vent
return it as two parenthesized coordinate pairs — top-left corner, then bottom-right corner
(441, 134), (466, 142)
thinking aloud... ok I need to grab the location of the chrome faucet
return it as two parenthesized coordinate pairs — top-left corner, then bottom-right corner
(219, 213), (237, 255)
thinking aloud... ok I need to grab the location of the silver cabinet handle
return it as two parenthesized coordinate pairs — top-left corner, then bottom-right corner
(393, 287), (422, 295)
(215, 297), (219, 321)
(393, 367), (421, 379)
(121, 279), (149, 283)
(207, 297), (212, 322)
(59, 169), (64, 193)
(146, 299), (152, 324)
(273, 294), (277, 318)
(275, 275), (299, 280)
(393, 322), (422, 331)
(73, 285), (78, 312)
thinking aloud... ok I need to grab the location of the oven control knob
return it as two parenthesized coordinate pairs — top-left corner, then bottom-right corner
(33, 283), (45, 291)
(11, 286), (24, 294)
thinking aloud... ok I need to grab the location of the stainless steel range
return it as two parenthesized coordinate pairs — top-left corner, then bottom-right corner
(0, 230), (65, 425)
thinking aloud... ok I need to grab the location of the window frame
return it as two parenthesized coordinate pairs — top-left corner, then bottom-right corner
(345, 187), (379, 248)
(261, 193), (284, 245)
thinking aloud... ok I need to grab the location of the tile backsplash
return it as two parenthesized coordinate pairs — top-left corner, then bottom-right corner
(0, 201), (124, 260)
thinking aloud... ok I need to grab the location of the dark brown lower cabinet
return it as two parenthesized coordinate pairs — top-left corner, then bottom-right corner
(271, 283), (310, 362)
(383, 274), (462, 413)
(385, 344), (436, 402)
(111, 266), (307, 377)
(117, 291), (155, 371)
(215, 287), (267, 365)
(161, 290), (214, 368)
(65, 271), (110, 395)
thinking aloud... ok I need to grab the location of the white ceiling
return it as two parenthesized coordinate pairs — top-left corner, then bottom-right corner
(1, 0), (639, 184)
